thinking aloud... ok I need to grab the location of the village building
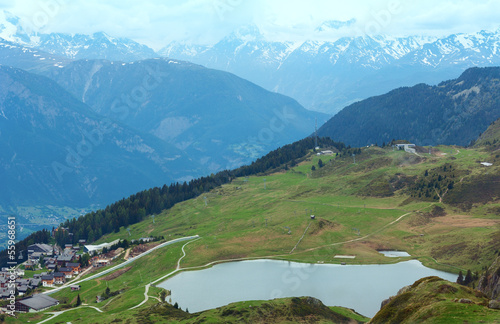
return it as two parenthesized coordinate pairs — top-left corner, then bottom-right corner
(92, 258), (110, 268)
(84, 239), (120, 254)
(27, 244), (53, 258)
(29, 278), (41, 288)
(53, 272), (66, 285)
(66, 262), (81, 274)
(15, 294), (59, 312)
(70, 284), (81, 291)
(0, 288), (12, 299)
(41, 275), (54, 287)
(59, 267), (73, 278)
(56, 253), (74, 266)
(17, 285), (29, 296)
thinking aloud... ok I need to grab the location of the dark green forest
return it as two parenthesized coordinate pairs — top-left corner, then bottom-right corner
(318, 67), (500, 147)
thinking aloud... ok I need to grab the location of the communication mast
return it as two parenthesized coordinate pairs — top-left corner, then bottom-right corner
(314, 118), (318, 149)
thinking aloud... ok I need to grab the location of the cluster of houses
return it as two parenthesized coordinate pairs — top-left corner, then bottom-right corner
(40, 262), (81, 287)
(2, 237), (144, 313)
(0, 242), (83, 302)
(0, 269), (39, 299)
(24, 242), (85, 270)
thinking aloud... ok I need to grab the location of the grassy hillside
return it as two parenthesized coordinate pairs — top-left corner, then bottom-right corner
(94, 144), (499, 273)
(370, 276), (499, 323)
(139, 297), (369, 323)
(11, 143), (500, 323)
(474, 117), (500, 150)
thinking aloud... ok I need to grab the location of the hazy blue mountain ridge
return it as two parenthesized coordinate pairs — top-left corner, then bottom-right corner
(317, 67), (500, 147)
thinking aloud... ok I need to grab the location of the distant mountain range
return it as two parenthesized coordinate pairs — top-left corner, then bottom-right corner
(318, 67), (500, 147)
(40, 58), (325, 171)
(0, 65), (199, 208)
(0, 10), (156, 62)
(160, 24), (500, 114)
(2, 10), (500, 114)
(1, 9), (500, 212)
(0, 55), (323, 210)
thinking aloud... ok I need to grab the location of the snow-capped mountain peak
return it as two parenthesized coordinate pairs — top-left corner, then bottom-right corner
(315, 19), (356, 33)
(159, 25), (500, 114)
(0, 10), (30, 44)
(0, 11), (157, 62)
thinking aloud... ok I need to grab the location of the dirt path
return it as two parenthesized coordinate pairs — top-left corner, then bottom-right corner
(128, 237), (201, 310)
(290, 222), (312, 254)
(129, 284), (151, 310)
(37, 306), (103, 324)
(160, 205), (434, 279)
(287, 199), (400, 210)
(124, 248), (131, 260)
(42, 236), (199, 297)
(149, 237), (201, 286)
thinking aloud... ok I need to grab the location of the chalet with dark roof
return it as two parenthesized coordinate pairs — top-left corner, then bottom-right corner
(41, 275), (54, 287)
(59, 267), (73, 278)
(27, 244), (53, 257)
(66, 262), (81, 274)
(53, 272), (65, 285)
(29, 278), (41, 288)
(56, 253), (74, 266)
(17, 285), (29, 296)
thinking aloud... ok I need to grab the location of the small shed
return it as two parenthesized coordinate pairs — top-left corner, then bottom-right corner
(70, 285), (81, 291)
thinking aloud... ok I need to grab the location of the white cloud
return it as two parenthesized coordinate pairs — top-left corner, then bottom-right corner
(2, 0), (499, 49)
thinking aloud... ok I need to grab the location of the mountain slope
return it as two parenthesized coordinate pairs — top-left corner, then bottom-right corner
(0, 65), (199, 208)
(370, 277), (498, 324)
(142, 297), (367, 323)
(0, 38), (71, 72)
(161, 25), (500, 114)
(474, 117), (500, 149)
(317, 67), (500, 147)
(41, 58), (327, 171)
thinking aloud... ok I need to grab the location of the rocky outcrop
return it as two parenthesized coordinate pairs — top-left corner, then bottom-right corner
(489, 300), (500, 309)
(478, 255), (500, 300)
(370, 276), (496, 324)
(380, 285), (411, 308)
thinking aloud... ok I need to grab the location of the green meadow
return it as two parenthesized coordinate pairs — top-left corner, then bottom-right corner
(11, 145), (499, 323)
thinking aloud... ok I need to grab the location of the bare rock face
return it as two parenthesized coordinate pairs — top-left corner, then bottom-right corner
(458, 298), (473, 304)
(489, 300), (500, 309)
(478, 255), (500, 300)
(380, 285), (411, 308)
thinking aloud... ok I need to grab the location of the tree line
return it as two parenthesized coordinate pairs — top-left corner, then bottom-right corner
(1, 137), (342, 267)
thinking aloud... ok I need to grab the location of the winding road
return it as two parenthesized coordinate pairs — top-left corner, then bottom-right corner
(35, 236), (199, 323)
(128, 237), (201, 310)
(36, 306), (103, 324)
(42, 235), (199, 296)
(35, 204), (433, 321)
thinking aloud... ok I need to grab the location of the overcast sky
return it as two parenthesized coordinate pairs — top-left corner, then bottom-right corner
(1, 0), (500, 50)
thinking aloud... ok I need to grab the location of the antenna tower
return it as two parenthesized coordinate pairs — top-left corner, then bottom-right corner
(314, 118), (318, 148)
